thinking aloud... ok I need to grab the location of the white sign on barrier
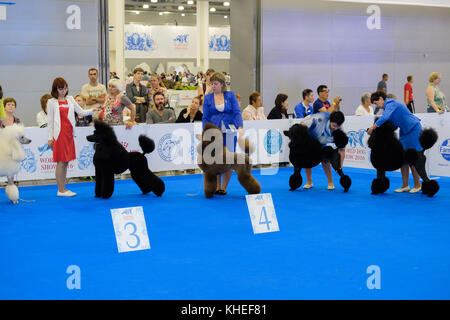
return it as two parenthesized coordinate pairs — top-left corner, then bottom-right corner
(111, 206), (151, 253)
(246, 193), (280, 234)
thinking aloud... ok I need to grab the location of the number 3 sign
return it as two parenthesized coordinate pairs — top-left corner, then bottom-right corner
(111, 207), (151, 253)
(246, 193), (280, 234)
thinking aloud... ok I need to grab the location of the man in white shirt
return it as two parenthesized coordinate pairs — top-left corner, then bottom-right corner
(81, 68), (107, 115)
(242, 92), (267, 120)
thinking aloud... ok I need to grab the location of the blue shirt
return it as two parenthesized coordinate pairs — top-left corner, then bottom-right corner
(313, 99), (331, 114)
(202, 91), (243, 131)
(300, 112), (334, 146)
(294, 101), (314, 118)
(375, 99), (420, 135)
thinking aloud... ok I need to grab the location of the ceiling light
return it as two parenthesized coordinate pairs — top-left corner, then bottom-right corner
(210, 7), (216, 12)
(178, 5), (185, 10)
(143, 4), (149, 9)
(224, 15), (228, 19)
(135, 11), (140, 14)
(151, 0), (158, 3)
(181, 13), (185, 16)
(224, 1), (230, 6)
(159, 12), (163, 16)
(187, 0), (194, 4)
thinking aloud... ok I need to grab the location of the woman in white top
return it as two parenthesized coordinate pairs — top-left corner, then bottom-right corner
(355, 93), (374, 116)
(242, 92), (267, 120)
(47, 77), (99, 197)
(36, 94), (52, 128)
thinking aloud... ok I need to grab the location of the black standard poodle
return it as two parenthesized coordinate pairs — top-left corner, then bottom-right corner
(367, 121), (439, 197)
(86, 121), (165, 199)
(284, 124), (352, 192)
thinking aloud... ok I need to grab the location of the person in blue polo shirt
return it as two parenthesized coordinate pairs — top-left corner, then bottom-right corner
(367, 91), (422, 193)
(313, 85), (341, 114)
(294, 89), (315, 118)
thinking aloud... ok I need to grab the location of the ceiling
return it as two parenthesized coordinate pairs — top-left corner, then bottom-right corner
(125, 0), (232, 15)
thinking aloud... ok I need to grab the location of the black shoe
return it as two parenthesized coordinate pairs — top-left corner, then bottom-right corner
(217, 189), (227, 195)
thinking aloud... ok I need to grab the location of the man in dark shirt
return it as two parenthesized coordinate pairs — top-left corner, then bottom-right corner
(313, 85), (341, 114)
(126, 68), (149, 123)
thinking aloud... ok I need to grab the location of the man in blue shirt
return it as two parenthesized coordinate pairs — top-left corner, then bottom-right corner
(295, 89), (314, 118)
(313, 85), (342, 114)
(367, 90), (422, 193)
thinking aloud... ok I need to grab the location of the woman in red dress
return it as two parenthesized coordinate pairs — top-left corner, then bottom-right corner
(47, 78), (99, 197)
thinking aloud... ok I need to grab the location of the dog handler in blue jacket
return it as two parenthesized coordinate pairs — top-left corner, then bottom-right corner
(367, 91), (422, 193)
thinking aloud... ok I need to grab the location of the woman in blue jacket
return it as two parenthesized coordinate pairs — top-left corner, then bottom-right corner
(367, 91), (422, 193)
(202, 72), (244, 195)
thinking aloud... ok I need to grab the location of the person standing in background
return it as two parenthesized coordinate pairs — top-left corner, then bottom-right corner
(426, 72), (448, 113)
(404, 75), (415, 113)
(0, 98), (20, 128)
(126, 68), (149, 123)
(377, 73), (388, 94)
(81, 68), (107, 119)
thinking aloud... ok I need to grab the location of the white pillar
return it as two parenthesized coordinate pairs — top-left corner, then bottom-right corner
(108, 0), (125, 80)
(196, 0), (209, 72)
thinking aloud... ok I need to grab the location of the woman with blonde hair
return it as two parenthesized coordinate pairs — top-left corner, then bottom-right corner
(99, 78), (136, 128)
(198, 68), (215, 96)
(176, 95), (203, 123)
(426, 72), (448, 113)
(202, 72), (244, 195)
(147, 74), (168, 107)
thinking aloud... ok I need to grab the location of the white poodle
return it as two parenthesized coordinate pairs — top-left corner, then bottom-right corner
(0, 124), (32, 204)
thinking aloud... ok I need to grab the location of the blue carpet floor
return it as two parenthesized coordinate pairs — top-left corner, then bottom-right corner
(0, 167), (449, 300)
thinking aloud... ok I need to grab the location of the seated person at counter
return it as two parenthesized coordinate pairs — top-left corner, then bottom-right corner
(146, 91), (176, 124)
(176, 95), (203, 123)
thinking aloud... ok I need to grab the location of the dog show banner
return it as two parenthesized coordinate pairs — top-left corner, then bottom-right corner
(4, 113), (449, 182)
(124, 24), (230, 59)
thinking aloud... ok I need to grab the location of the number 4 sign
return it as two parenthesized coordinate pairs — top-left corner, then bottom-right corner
(111, 206), (151, 253)
(246, 193), (280, 234)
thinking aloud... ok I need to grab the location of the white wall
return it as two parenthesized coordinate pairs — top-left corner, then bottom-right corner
(0, 0), (100, 126)
(261, 0), (450, 115)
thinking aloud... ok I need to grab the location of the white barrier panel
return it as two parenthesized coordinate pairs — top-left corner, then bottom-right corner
(5, 113), (449, 181)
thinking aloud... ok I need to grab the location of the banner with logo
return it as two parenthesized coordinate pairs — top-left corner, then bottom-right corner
(124, 24), (230, 60)
(4, 113), (449, 182)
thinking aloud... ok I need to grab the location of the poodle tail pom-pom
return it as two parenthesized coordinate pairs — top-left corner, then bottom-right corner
(332, 130), (349, 149)
(405, 149), (419, 165)
(138, 135), (155, 154)
(340, 175), (352, 192)
(422, 180), (439, 197)
(419, 128), (438, 151)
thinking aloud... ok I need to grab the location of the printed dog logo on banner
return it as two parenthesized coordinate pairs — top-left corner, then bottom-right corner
(125, 32), (156, 52)
(347, 129), (367, 149)
(158, 133), (183, 162)
(209, 34), (230, 52)
(21, 148), (37, 174)
(173, 34), (189, 50)
(264, 129), (283, 155)
(439, 139), (450, 162)
(38, 143), (51, 157)
(78, 145), (94, 170)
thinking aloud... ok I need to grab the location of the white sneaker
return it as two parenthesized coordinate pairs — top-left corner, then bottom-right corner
(303, 183), (314, 189)
(327, 185), (335, 190)
(409, 186), (422, 193)
(395, 186), (410, 193)
(57, 190), (77, 197)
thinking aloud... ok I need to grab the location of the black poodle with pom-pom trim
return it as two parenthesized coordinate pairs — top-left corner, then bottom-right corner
(86, 120), (165, 199)
(367, 121), (439, 197)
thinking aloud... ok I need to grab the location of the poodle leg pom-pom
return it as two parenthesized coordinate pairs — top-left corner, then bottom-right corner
(422, 180), (439, 197)
(289, 169), (302, 191)
(340, 175), (352, 192)
(371, 177), (389, 194)
(6, 184), (19, 204)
